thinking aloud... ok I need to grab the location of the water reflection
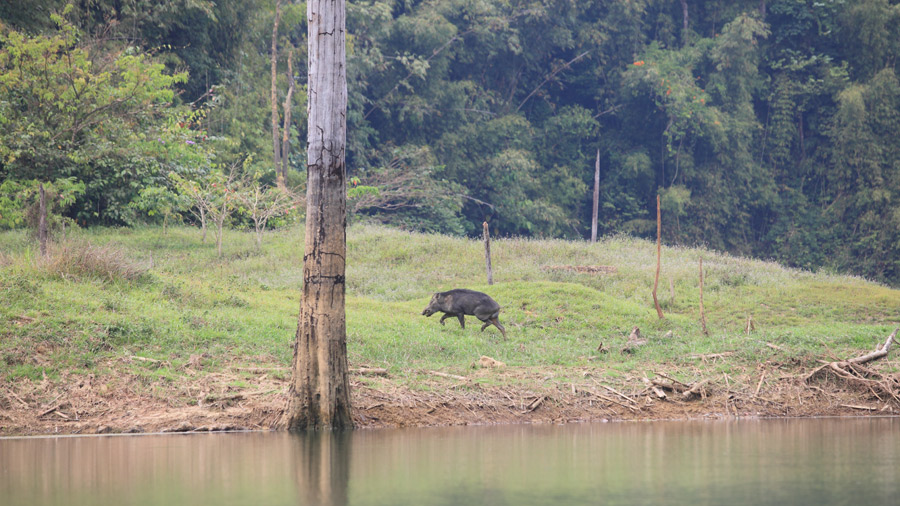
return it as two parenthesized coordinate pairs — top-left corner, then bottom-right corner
(1, 418), (898, 506)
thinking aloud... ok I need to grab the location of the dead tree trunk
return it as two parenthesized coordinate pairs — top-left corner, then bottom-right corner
(271, 1), (283, 183)
(282, 0), (352, 431)
(591, 148), (600, 243)
(38, 183), (48, 257)
(483, 221), (493, 285)
(652, 194), (664, 319)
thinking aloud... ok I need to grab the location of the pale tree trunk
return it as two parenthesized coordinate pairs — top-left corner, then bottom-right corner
(271, 0), (283, 182)
(591, 148), (600, 243)
(282, 0), (352, 430)
(281, 45), (296, 187)
(38, 183), (48, 257)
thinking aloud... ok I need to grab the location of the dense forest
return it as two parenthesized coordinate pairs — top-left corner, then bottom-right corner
(2, 0), (900, 285)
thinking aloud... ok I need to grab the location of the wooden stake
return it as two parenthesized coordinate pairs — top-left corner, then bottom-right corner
(699, 257), (708, 335)
(483, 221), (493, 285)
(652, 195), (664, 319)
(591, 148), (600, 243)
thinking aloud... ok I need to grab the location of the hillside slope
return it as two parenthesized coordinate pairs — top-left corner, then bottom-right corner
(2, 224), (898, 435)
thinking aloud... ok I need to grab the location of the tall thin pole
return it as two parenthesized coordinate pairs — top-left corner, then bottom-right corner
(591, 148), (600, 243)
(653, 194), (664, 319)
(699, 257), (708, 335)
(483, 221), (493, 285)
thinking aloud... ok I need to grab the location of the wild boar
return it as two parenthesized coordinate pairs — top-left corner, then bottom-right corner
(422, 288), (507, 339)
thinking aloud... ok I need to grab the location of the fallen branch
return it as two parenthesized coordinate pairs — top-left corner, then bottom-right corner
(427, 371), (470, 382)
(688, 351), (734, 361)
(647, 374), (709, 401)
(681, 379), (709, 400)
(589, 390), (639, 412)
(521, 395), (546, 413)
(542, 265), (617, 275)
(754, 370), (767, 397)
(642, 377), (667, 400)
(806, 328), (899, 405)
(129, 355), (161, 363)
(350, 367), (389, 376)
(593, 380), (639, 406)
(847, 328), (897, 365)
(39, 404), (68, 418)
(841, 404), (877, 411)
(654, 372), (690, 390)
(5, 388), (29, 408)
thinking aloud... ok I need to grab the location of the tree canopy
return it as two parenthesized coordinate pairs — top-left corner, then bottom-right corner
(3, 0), (900, 285)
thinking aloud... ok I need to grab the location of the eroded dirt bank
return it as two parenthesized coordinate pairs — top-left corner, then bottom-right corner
(2, 361), (898, 436)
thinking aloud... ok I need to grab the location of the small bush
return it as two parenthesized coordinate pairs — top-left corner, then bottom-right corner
(43, 241), (148, 282)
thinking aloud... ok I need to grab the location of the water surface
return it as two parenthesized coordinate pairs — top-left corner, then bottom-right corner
(1, 418), (898, 505)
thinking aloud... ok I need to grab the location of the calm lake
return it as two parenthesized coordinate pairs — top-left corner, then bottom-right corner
(1, 418), (898, 505)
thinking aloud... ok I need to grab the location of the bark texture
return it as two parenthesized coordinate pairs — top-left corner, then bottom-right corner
(283, 0), (352, 430)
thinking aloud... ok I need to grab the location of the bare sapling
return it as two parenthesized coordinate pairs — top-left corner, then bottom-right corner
(236, 176), (300, 249)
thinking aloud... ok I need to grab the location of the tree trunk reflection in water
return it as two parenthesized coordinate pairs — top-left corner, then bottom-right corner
(293, 431), (351, 506)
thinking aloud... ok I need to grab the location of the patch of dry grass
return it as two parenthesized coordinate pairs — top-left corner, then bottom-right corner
(41, 240), (149, 282)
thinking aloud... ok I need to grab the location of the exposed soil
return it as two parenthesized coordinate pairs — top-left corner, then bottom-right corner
(2, 356), (899, 436)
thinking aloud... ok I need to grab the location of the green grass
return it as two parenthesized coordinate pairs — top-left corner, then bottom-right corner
(2, 223), (899, 387)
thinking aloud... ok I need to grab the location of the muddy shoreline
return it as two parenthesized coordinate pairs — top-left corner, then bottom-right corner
(3, 364), (897, 436)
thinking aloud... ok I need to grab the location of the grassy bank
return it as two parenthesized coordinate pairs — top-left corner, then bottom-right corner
(2, 224), (899, 432)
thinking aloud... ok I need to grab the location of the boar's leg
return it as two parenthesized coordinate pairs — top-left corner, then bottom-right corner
(480, 317), (507, 339)
(439, 312), (465, 328)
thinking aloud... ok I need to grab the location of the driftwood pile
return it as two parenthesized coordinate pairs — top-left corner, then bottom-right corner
(641, 373), (710, 401)
(806, 328), (900, 407)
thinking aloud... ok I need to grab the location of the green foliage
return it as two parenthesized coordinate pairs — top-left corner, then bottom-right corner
(0, 178), (84, 233)
(4, 0), (900, 285)
(130, 185), (187, 232)
(0, 10), (195, 226)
